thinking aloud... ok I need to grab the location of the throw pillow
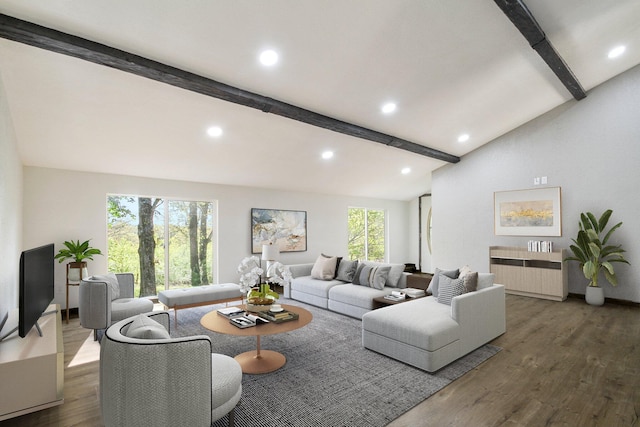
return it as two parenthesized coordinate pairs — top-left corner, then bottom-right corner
(335, 259), (358, 282)
(351, 262), (366, 285)
(93, 273), (120, 300)
(360, 261), (405, 287)
(125, 314), (170, 339)
(477, 273), (495, 290)
(458, 265), (473, 278)
(437, 275), (466, 305)
(322, 253), (343, 278)
(463, 271), (478, 292)
(427, 268), (459, 297)
(357, 265), (391, 290)
(311, 255), (338, 280)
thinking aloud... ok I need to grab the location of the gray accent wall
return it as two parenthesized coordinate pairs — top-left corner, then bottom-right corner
(432, 64), (640, 303)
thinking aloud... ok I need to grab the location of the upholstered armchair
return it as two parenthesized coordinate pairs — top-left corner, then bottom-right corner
(79, 273), (154, 340)
(100, 311), (242, 427)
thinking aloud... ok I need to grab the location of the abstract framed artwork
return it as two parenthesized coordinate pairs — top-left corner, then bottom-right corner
(251, 208), (307, 253)
(494, 187), (562, 236)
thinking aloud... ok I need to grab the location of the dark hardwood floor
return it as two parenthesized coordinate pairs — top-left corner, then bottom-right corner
(1, 295), (638, 427)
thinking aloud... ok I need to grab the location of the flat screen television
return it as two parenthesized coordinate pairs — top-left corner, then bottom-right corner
(19, 243), (55, 337)
(0, 243), (55, 341)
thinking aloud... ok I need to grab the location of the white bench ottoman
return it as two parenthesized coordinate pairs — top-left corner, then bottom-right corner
(158, 283), (243, 327)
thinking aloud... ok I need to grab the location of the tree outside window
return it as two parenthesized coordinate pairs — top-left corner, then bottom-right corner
(107, 195), (216, 297)
(348, 207), (385, 262)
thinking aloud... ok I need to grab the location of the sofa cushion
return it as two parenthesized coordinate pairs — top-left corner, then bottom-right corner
(125, 314), (170, 339)
(477, 273), (495, 290)
(291, 276), (343, 298)
(427, 268), (459, 297)
(93, 273), (120, 300)
(357, 265), (390, 290)
(362, 297), (460, 351)
(311, 255), (338, 280)
(335, 259), (358, 282)
(328, 284), (389, 309)
(437, 275), (466, 305)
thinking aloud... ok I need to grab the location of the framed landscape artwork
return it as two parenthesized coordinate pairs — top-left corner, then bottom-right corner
(494, 187), (562, 236)
(251, 208), (307, 253)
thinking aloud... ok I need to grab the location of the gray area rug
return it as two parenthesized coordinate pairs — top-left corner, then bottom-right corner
(171, 299), (501, 427)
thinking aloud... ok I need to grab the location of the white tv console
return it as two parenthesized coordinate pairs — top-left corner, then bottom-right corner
(0, 304), (64, 421)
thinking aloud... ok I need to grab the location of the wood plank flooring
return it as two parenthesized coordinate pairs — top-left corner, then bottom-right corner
(1, 295), (638, 427)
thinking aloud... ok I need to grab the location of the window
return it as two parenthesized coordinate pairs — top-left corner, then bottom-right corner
(107, 195), (216, 297)
(347, 207), (386, 262)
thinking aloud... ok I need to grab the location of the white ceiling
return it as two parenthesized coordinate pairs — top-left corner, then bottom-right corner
(1, 1), (639, 200)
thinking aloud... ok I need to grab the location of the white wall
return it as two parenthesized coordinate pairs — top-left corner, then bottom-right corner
(0, 76), (23, 322)
(432, 64), (640, 303)
(23, 167), (412, 308)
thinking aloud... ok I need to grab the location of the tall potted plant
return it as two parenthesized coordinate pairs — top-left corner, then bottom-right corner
(564, 210), (629, 305)
(54, 239), (103, 281)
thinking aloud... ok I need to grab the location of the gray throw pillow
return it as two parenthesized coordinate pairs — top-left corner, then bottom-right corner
(357, 266), (391, 290)
(125, 314), (170, 339)
(352, 263), (366, 285)
(336, 259), (358, 282)
(427, 268), (459, 297)
(463, 272), (478, 293)
(93, 273), (120, 300)
(437, 275), (466, 305)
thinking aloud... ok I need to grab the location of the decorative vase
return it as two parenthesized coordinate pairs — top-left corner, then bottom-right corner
(246, 284), (278, 312)
(585, 286), (605, 306)
(67, 261), (89, 283)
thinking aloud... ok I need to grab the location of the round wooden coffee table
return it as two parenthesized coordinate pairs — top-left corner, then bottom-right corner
(200, 304), (312, 374)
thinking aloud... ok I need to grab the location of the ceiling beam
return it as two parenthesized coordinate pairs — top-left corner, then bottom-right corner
(0, 14), (460, 164)
(493, 0), (587, 100)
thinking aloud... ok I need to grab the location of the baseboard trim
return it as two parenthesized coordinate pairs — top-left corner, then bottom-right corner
(567, 293), (640, 307)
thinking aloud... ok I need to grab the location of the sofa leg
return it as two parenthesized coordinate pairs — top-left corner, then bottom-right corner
(93, 329), (98, 341)
(228, 408), (235, 427)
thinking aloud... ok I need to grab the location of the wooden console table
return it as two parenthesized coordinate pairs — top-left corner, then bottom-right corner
(489, 246), (567, 301)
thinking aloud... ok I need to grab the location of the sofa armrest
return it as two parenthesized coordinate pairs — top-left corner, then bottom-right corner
(288, 263), (314, 278)
(115, 273), (135, 298)
(79, 279), (111, 330)
(451, 284), (506, 351)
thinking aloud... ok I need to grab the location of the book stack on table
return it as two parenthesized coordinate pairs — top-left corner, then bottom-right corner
(257, 309), (299, 323)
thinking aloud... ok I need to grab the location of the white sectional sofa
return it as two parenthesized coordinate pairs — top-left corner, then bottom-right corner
(287, 261), (407, 319)
(361, 281), (506, 372)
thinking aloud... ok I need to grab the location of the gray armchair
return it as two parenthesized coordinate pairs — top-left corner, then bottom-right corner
(79, 273), (154, 340)
(100, 311), (242, 427)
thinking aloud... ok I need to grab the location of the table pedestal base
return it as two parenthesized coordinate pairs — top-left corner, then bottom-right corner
(234, 350), (286, 374)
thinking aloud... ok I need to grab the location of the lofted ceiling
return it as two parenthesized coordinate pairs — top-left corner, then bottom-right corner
(0, 1), (639, 201)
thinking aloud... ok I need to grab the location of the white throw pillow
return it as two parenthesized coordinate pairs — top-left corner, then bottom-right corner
(311, 255), (338, 280)
(125, 314), (170, 339)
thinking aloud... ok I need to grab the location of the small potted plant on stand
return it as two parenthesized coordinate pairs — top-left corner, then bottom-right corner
(54, 239), (103, 279)
(565, 210), (629, 306)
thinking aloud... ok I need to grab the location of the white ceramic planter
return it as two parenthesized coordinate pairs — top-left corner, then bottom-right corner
(585, 286), (605, 306)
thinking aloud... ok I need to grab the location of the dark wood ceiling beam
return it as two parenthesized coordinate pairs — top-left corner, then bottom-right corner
(0, 14), (460, 164)
(493, 0), (587, 100)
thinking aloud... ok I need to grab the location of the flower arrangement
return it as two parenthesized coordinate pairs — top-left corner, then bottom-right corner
(237, 256), (263, 294)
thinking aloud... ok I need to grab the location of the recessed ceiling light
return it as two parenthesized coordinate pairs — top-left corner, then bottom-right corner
(207, 126), (223, 138)
(608, 45), (626, 59)
(401, 167), (411, 175)
(458, 133), (470, 143)
(322, 151), (334, 160)
(381, 102), (397, 114)
(259, 49), (279, 66)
